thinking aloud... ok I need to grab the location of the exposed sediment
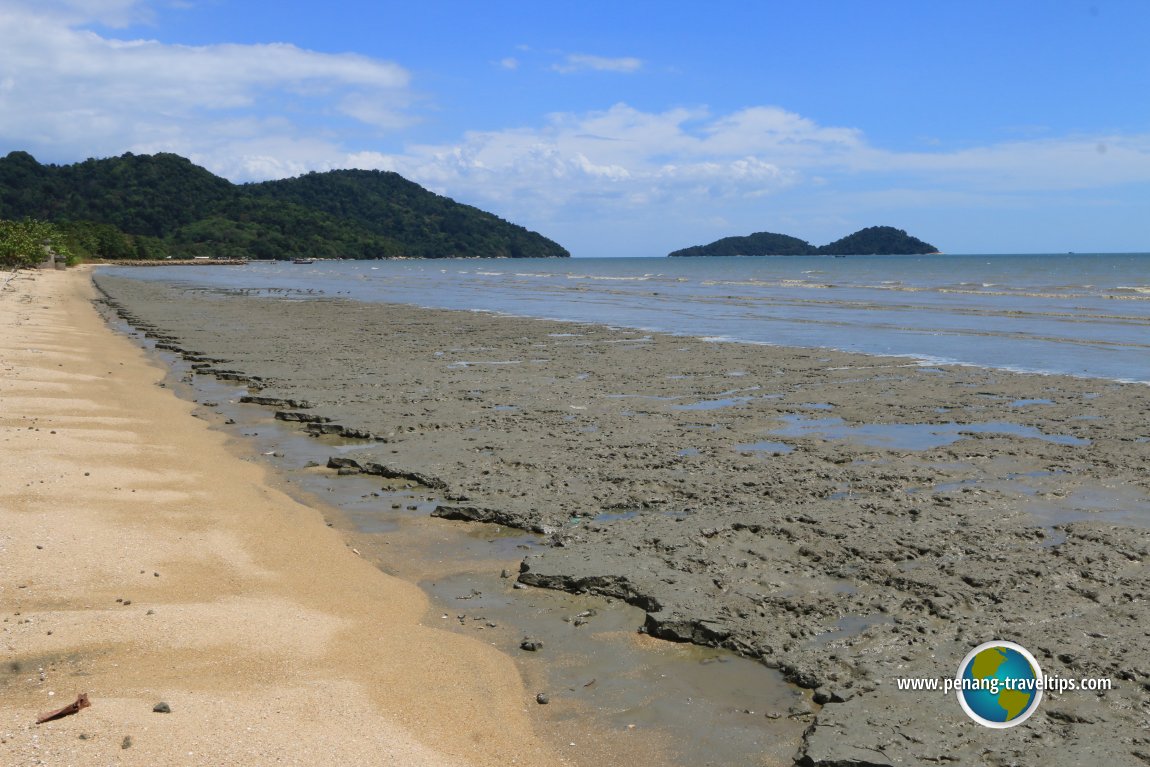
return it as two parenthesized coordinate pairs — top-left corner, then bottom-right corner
(93, 273), (1150, 766)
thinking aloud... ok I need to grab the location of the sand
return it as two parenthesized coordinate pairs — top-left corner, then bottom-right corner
(0, 268), (565, 766)
(86, 270), (1150, 767)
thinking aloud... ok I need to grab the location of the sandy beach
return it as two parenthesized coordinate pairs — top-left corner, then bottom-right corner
(86, 270), (1150, 766)
(0, 268), (568, 766)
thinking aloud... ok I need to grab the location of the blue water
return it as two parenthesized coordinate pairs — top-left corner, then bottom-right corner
(101, 252), (1150, 383)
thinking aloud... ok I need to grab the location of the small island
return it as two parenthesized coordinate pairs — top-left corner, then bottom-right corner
(668, 226), (940, 257)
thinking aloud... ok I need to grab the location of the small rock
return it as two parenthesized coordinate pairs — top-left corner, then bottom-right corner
(121, 735), (133, 749)
(535, 693), (550, 705)
(520, 637), (544, 652)
(153, 702), (171, 714)
(787, 699), (815, 717)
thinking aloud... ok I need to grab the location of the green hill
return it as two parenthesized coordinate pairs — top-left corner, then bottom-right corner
(667, 231), (816, 258)
(0, 151), (569, 261)
(668, 225), (939, 257)
(817, 226), (939, 255)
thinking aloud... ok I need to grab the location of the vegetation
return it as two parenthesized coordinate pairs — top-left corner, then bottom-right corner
(667, 231), (816, 258)
(818, 226), (939, 256)
(668, 225), (939, 257)
(0, 218), (73, 269)
(0, 151), (569, 261)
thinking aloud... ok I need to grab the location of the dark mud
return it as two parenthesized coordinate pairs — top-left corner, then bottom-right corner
(94, 273), (1150, 766)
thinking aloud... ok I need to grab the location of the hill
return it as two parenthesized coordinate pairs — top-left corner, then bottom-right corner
(668, 225), (939, 257)
(0, 151), (569, 261)
(667, 231), (816, 258)
(818, 226), (939, 256)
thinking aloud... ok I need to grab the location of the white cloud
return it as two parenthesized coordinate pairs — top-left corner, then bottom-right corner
(0, 3), (414, 172)
(552, 54), (643, 74)
(498, 57), (519, 70)
(3, 0), (153, 27)
(341, 102), (1150, 227)
(353, 104), (840, 212)
(864, 136), (1150, 192)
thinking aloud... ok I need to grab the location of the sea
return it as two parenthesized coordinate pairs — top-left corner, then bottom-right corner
(101, 252), (1150, 384)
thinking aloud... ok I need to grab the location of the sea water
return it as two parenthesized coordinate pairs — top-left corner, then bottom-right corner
(102, 252), (1150, 383)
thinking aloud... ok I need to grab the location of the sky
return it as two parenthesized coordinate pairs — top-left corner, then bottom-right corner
(1, 0), (1148, 257)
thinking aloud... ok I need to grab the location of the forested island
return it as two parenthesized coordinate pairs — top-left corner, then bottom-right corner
(668, 226), (939, 257)
(0, 151), (569, 261)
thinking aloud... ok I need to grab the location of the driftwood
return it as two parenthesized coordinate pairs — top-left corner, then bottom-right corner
(36, 693), (90, 724)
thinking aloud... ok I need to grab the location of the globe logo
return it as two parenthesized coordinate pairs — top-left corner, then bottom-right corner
(955, 641), (1043, 728)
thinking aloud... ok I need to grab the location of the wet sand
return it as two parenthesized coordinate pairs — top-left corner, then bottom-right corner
(91, 272), (1150, 766)
(0, 268), (569, 766)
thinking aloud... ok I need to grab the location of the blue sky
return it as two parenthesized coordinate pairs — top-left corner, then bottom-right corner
(1, 0), (1148, 257)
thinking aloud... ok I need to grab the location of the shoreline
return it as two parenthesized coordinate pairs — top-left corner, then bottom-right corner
(126, 308), (807, 767)
(0, 268), (569, 766)
(88, 269), (1150, 766)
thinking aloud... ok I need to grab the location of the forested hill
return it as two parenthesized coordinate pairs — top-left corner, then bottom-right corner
(0, 151), (569, 260)
(668, 226), (939, 257)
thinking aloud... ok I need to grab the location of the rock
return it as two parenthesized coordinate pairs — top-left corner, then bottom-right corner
(520, 637), (543, 652)
(535, 692), (550, 704)
(274, 411), (332, 423)
(152, 702), (171, 713)
(240, 395), (313, 409)
(787, 699), (814, 718)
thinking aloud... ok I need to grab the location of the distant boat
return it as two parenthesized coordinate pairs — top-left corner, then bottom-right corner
(292, 258), (315, 264)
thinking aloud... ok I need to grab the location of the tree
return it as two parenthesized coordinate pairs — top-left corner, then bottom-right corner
(0, 218), (72, 269)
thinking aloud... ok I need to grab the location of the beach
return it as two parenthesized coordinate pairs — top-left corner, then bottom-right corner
(86, 269), (1150, 766)
(0, 268), (574, 766)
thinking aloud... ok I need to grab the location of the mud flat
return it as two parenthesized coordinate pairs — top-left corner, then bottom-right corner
(93, 273), (1150, 766)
